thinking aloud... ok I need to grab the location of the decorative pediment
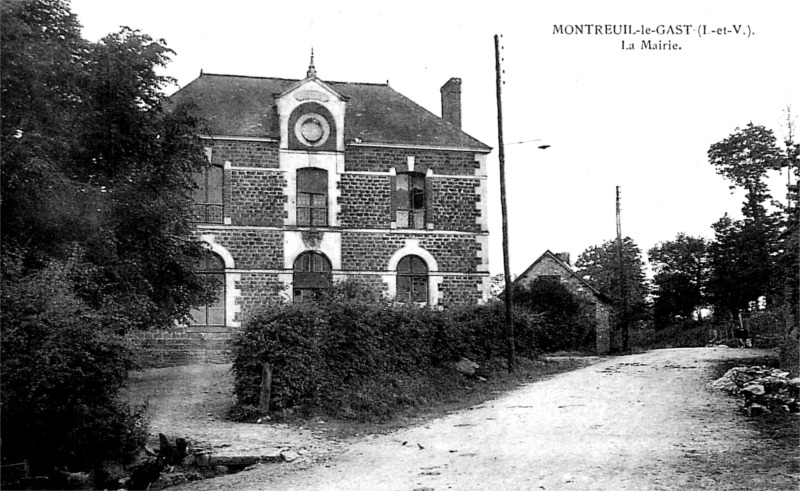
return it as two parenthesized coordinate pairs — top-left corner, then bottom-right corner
(276, 75), (347, 152)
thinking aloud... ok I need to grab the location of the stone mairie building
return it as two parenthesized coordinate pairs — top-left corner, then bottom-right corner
(136, 59), (492, 366)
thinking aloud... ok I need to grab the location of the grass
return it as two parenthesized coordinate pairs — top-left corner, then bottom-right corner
(267, 355), (598, 440)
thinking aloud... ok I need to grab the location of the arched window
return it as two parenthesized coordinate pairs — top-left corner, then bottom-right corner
(190, 251), (226, 325)
(192, 164), (224, 223)
(293, 251), (332, 302)
(394, 172), (426, 229)
(297, 168), (328, 226)
(397, 255), (428, 304)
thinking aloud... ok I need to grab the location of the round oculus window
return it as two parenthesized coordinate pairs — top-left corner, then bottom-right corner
(294, 113), (330, 147)
(301, 119), (323, 142)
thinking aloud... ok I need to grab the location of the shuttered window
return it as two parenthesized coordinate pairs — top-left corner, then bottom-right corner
(192, 165), (224, 223)
(394, 173), (426, 229)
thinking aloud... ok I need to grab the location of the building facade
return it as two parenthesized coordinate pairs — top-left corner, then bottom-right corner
(512, 250), (614, 354)
(134, 60), (492, 366)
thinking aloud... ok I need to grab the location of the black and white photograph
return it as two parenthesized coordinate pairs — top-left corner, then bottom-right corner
(1, 0), (798, 489)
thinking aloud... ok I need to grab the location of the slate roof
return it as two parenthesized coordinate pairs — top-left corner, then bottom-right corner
(169, 73), (491, 151)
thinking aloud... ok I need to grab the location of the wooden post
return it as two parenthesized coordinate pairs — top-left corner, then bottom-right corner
(258, 362), (273, 414)
(616, 186), (629, 352)
(495, 34), (515, 373)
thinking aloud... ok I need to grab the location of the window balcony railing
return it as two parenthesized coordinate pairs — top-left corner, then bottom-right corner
(193, 203), (224, 224)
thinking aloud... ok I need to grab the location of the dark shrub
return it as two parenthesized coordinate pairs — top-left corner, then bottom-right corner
(511, 279), (594, 352)
(231, 280), (502, 420)
(630, 320), (710, 349)
(231, 302), (328, 410)
(0, 261), (147, 477)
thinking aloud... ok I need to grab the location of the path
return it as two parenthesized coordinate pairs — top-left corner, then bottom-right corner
(170, 347), (799, 490)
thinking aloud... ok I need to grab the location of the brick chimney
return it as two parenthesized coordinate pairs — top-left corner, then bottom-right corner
(440, 78), (462, 129)
(555, 252), (571, 266)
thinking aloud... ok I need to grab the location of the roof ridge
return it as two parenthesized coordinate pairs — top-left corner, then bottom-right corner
(199, 72), (390, 87)
(200, 72), (300, 82)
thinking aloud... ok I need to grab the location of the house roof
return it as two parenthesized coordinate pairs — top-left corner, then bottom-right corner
(168, 73), (492, 151)
(513, 250), (613, 305)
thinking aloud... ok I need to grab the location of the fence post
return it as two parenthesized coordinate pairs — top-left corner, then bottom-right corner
(258, 362), (273, 414)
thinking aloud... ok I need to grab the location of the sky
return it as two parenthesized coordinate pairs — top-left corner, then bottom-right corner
(69, 0), (799, 276)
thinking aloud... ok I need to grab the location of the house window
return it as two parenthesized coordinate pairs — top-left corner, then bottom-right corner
(394, 173), (426, 229)
(297, 168), (328, 227)
(190, 251), (226, 325)
(397, 255), (428, 304)
(293, 251), (332, 302)
(192, 164), (224, 223)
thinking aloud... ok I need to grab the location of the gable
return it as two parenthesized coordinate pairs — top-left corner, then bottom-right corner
(514, 251), (612, 306)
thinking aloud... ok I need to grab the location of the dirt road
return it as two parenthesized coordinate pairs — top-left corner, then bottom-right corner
(174, 347), (799, 490)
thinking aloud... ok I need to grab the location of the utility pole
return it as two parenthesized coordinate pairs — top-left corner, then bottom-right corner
(495, 34), (515, 373)
(616, 186), (629, 352)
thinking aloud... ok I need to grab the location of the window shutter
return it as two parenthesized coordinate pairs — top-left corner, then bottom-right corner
(389, 175), (397, 224)
(208, 165), (223, 204)
(425, 177), (434, 229)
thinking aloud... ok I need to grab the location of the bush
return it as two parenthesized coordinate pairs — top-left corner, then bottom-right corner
(746, 308), (787, 348)
(511, 280), (595, 353)
(630, 320), (711, 349)
(780, 328), (799, 377)
(231, 281), (529, 421)
(231, 279), (601, 422)
(0, 261), (147, 479)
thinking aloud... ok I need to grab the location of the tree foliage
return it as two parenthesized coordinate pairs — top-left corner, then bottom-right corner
(575, 237), (650, 325)
(1, 0), (208, 477)
(648, 234), (708, 326)
(708, 122), (783, 208)
(705, 123), (787, 319)
(1, 0), (209, 329)
(511, 279), (594, 352)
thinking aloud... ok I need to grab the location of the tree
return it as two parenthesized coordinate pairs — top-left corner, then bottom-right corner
(706, 123), (786, 318)
(1, 0), (209, 479)
(648, 234), (708, 327)
(1, 0), (210, 330)
(575, 237), (650, 327)
(489, 273), (516, 298)
(708, 122), (783, 215)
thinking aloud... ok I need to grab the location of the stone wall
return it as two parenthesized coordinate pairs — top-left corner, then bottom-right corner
(229, 170), (286, 227)
(439, 275), (486, 308)
(340, 232), (483, 273)
(337, 173), (392, 228)
(344, 146), (480, 175)
(430, 178), (482, 233)
(129, 326), (236, 368)
(194, 229), (283, 270)
(235, 272), (286, 324)
(209, 139), (279, 168)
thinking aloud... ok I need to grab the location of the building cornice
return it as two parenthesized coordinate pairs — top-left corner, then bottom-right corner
(348, 141), (491, 154)
(194, 224), (488, 236)
(200, 135), (280, 143)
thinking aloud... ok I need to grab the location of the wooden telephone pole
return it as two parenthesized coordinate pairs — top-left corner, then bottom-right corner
(495, 34), (515, 373)
(616, 186), (629, 351)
